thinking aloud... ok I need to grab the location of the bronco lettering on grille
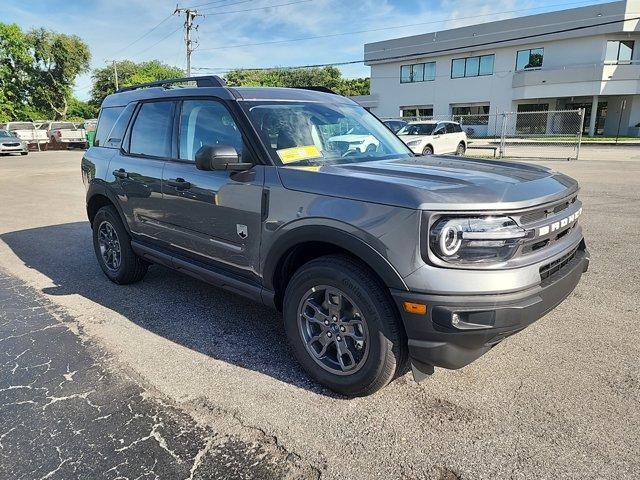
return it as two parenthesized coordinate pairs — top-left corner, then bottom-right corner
(536, 207), (582, 237)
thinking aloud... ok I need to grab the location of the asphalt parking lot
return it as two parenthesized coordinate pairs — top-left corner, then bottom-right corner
(1, 149), (639, 479)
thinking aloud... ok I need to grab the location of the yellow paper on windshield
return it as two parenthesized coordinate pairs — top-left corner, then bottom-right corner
(277, 145), (321, 164)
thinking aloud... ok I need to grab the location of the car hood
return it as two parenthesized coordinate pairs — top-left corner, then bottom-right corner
(278, 155), (578, 211)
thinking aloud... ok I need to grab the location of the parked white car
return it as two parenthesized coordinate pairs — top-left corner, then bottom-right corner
(43, 121), (88, 148)
(397, 121), (467, 156)
(328, 125), (380, 155)
(0, 122), (48, 147)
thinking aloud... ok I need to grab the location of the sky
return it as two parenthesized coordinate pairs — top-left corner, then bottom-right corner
(3, 0), (607, 100)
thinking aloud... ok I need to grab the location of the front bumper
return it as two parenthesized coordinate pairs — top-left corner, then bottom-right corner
(0, 144), (28, 153)
(391, 242), (589, 376)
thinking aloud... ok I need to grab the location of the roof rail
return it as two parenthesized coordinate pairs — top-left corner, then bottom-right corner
(116, 75), (227, 93)
(297, 86), (337, 95)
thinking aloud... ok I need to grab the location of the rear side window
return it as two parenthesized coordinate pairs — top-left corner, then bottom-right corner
(95, 107), (124, 146)
(445, 123), (456, 134)
(104, 103), (136, 149)
(129, 101), (174, 158)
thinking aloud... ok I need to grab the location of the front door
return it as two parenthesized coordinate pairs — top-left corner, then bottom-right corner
(161, 99), (264, 280)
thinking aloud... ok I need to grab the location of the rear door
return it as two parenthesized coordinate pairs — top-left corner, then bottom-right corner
(445, 122), (460, 153)
(161, 98), (264, 279)
(107, 100), (174, 242)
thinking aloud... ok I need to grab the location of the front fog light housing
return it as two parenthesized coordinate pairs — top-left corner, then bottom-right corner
(429, 216), (527, 265)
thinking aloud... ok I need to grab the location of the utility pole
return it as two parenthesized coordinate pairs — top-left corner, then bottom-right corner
(174, 6), (203, 77)
(112, 60), (119, 90)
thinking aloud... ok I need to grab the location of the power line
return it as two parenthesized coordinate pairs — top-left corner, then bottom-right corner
(183, 0), (261, 10)
(192, 12), (638, 72)
(111, 13), (175, 57)
(196, 0), (598, 52)
(200, 0), (313, 16)
(130, 24), (183, 58)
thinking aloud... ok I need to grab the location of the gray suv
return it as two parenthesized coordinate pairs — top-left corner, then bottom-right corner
(82, 76), (589, 396)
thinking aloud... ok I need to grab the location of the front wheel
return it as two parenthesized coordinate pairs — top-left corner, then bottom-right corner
(455, 142), (466, 156)
(422, 145), (433, 155)
(283, 255), (407, 396)
(92, 205), (148, 284)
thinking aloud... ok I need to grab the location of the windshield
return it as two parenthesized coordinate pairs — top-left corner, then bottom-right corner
(241, 101), (412, 166)
(0, 130), (16, 138)
(397, 123), (437, 136)
(8, 122), (34, 130)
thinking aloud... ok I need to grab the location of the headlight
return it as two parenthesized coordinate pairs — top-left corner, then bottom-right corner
(429, 216), (527, 265)
(406, 140), (422, 147)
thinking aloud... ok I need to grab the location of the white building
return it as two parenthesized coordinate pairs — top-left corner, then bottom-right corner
(363, 0), (640, 137)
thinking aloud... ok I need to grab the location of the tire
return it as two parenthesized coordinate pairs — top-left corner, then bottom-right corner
(422, 145), (433, 155)
(283, 254), (407, 396)
(20, 152), (28, 156)
(455, 142), (466, 156)
(92, 205), (148, 284)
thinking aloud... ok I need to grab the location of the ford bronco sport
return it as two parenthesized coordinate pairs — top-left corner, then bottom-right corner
(82, 76), (589, 397)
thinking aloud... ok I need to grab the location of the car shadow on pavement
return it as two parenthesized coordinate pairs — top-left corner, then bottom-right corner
(1, 221), (336, 397)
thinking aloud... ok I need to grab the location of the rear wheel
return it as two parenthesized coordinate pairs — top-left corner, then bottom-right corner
(92, 205), (148, 284)
(283, 255), (407, 396)
(456, 142), (466, 156)
(422, 145), (433, 155)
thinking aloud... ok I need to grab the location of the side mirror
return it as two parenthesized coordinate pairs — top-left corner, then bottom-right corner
(195, 145), (253, 172)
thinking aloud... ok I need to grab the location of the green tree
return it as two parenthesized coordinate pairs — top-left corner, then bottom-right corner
(0, 23), (90, 121)
(67, 97), (98, 120)
(90, 60), (184, 107)
(0, 23), (36, 121)
(334, 77), (370, 96)
(28, 28), (91, 119)
(224, 66), (369, 96)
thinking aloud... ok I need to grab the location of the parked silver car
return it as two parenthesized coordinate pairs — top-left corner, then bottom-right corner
(0, 130), (28, 155)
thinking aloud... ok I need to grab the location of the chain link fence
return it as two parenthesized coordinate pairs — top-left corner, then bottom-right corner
(383, 109), (585, 160)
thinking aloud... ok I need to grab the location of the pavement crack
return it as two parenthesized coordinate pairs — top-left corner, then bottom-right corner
(186, 436), (216, 480)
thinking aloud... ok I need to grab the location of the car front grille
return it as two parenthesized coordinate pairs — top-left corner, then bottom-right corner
(539, 245), (580, 281)
(2, 142), (21, 147)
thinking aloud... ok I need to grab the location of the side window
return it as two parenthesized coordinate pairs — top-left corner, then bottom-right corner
(454, 124), (463, 133)
(94, 107), (123, 147)
(104, 103), (136, 149)
(445, 123), (456, 134)
(434, 124), (446, 135)
(129, 101), (174, 158)
(179, 99), (245, 161)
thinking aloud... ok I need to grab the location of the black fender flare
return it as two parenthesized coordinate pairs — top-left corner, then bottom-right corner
(86, 181), (131, 235)
(262, 224), (409, 293)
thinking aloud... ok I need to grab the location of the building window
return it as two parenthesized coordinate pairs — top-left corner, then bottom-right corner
(516, 48), (544, 70)
(401, 106), (433, 119)
(451, 54), (494, 78)
(605, 40), (634, 63)
(451, 104), (490, 124)
(400, 61), (436, 83)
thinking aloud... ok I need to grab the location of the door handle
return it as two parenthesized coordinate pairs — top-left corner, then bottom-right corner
(167, 178), (191, 190)
(113, 169), (128, 179)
